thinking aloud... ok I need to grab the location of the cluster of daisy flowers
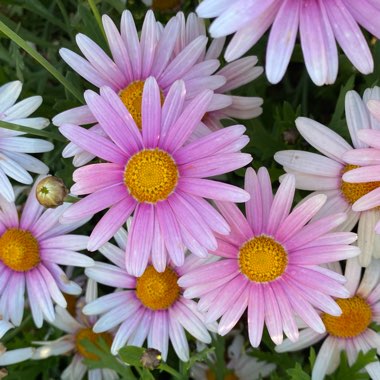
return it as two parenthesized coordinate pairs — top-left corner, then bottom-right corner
(1, 2), (380, 380)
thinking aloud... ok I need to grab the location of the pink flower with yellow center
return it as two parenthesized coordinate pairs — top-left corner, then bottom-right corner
(179, 167), (359, 347)
(83, 227), (214, 362)
(196, 0), (379, 85)
(275, 87), (380, 266)
(53, 10), (261, 166)
(276, 257), (380, 380)
(0, 176), (93, 329)
(59, 78), (251, 276)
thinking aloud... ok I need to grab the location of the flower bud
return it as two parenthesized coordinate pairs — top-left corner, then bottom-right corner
(0, 368), (7, 379)
(140, 348), (161, 370)
(36, 176), (69, 208)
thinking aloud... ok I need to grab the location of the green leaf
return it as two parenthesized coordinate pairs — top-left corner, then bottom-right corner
(287, 363), (311, 380)
(183, 347), (215, 372)
(118, 345), (145, 367)
(0, 17), (84, 103)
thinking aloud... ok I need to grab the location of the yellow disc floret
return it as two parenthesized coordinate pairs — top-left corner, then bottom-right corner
(341, 164), (380, 205)
(124, 149), (178, 203)
(136, 266), (180, 310)
(238, 235), (288, 283)
(119, 80), (164, 130)
(322, 296), (372, 338)
(0, 229), (40, 272)
(75, 328), (113, 361)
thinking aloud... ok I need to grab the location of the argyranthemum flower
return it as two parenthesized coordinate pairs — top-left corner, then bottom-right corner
(0, 81), (53, 201)
(275, 87), (380, 266)
(0, 343), (34, 367)
(59, 78), (251, 276)
(0, 176), (93, 329)
(191, 334), (276, 380)
(53, 9), (235, 166)
(179, 167), (359, 347)
(341, 97), (380, 235)
(33, 279), (118, 380)
(174, 12), (263, 131)
(83, 228), (213, 361)
(276, 257), (380, 380)
(196, 0), (379, 85)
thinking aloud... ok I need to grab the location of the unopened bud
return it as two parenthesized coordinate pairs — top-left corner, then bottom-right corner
(36, 176), (69, 208)
(140, 348), (161, 370)
(0, 368), (7, 379)
(0, 344), (5, 355)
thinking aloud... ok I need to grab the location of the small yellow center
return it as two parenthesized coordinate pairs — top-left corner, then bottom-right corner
(238, 235), (288, 283)
(341, 164), (380, 206)
(119, 80), (164, 130)
(136, 266), (180, 310)
(322, 296), (372, 338)
(124, 149), (178, 203)
(0, 229), (40, 272)
(75, 328), (113, 361)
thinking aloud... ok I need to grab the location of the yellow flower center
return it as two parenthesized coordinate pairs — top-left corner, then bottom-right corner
(0, 229), (40, 272)
(119, 80), (164, 130)
(238, 235), (288, 283)
(124, 149), (178, 203)
(341, 164), (380, 206)
(136, 266), (180, 310)
(322, 296), (372, 338)
(75, 328), (113, 361)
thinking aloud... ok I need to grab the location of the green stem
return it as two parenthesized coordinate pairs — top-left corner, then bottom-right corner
(0, 120), (67, 142)
(158, 362), (182, 379)
(88, 0), (106, 41)
(0, 19), (84, 104)
(1, 315), (32, 344)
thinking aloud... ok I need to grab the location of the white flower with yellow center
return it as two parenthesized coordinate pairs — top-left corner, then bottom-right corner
(275, 87), (380, 266)
(33, 279), (118, 380)
(276, 257), (380, 380)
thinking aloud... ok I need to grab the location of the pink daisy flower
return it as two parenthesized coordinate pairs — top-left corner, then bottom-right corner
(83, 227), (214, 361)
(342, 97), (380, 235)
(276, 257), (380, 380)
(53, 10), (261, 166)
(196, 0), (379, 85)
(275, 87), (380, 266)
(179, 167), (359, 347)
(59, 78), (252, 276)
(33, 279), (118, 380)
(0, 176), (93, 329)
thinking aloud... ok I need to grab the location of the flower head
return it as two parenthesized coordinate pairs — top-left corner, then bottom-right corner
(179, 167), (359, 347)
(276, 257), (380, 380)
(0, 176), (93, 329)
(33, 279), (117, 380)
(83, 227), (214, 361)
(197, 0), (379, 85)
(59, 78), (251, 276)
(0, 81), (53, 201)
(53, 10), (262, 165)
(341, 97), (380, 236)
(275, 87), (380, 266)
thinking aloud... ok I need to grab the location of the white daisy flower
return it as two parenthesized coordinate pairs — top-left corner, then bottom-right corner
(191, 334), (276, 380)
(33, 279), (118, 380)
(275, 87), (380, 266)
